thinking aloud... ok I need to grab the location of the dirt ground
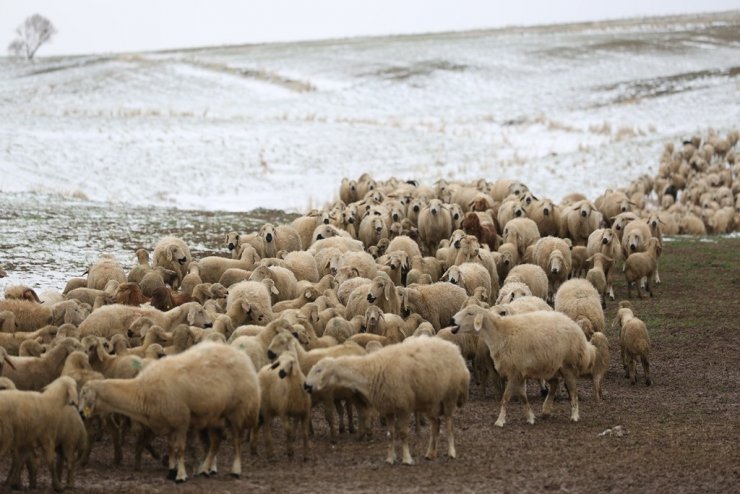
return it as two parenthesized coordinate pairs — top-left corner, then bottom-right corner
(3, 236), (739, 493)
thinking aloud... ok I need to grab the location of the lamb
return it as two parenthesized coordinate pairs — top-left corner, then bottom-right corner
(502, 217), (541, 259)
(225, 279), (278, 327)
(611, 302), (651, 385)
(198, 244), (260, 284)
(497, 198), (528, 229)
(0, 376), (80, 491)
(127, 248), (151, 283)
(79, 341), (261, 482)
(259, 223), (303, 258)
(418, 199), (453, 255)
(586, 253), (614, 309)
(503, 264), (549, 301)
(570, 245), (589, 278)
(254, 352), (311, 460)
(491, 295), (552, 316)
(559, 200), (602, 246)
(304, 337), (469, 464)
(379, 250), (410, 286)
(610, 211), (639, 241)
(533, 237), (572, 301)
(398, 282), (467, 332)
(114, 282), (150, 306)
(345, 272), (400, 319)
(586, 228), (622, 300)
(624, 238), (662, 299)
(490, 179), (528, 202)
(150, 286), (192, 311)
(441, 263), (493, 304)
(230, 318), (295, 371)
(452, 306), (596, 426)
(180, 262), (203, 296)
(2, 337), (82, 390)
(87, 254), (126, 290)
(0, 299), (85, 332)
(553, 279), (605, 338)
(152, 236), (193, 289)
(18, 339), (46, 357)
(249, 265), (298, 303)
(61, 350), (105, 390)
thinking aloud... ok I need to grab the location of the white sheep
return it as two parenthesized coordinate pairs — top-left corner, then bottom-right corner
(0, 299), (85, 332)
(612, 303), (651, 385)
(127, 248), (151, 283)
(586, 253), (613, 309)
(225, 279), (278, 327)
(3, 337), (83, 390)
(79, 341), (261, 482)
(559, 200), (602, 246)
(79, 302), (212, 339)
(304, 337), (469, 464)
(622, 219), (653, 258)
(452, 306), (598, 426)
(418, 199), (453, 255)
(198, 244), (260, 284)
(502, 217), (541, 259)
(254, 351), (311, 460)
(533, 236), (572, 302)
(586, 228), (622, 300)
(259, 223), (303, 258)
(152, 236), (192, 289)
(441, 263), (493, 304)
(553, 279), (605, 338)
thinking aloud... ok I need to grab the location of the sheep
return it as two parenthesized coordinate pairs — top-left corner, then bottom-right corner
(441, 263), (493, 304)
(379, 250), (409, 286)
(87, 254), (126, 290)
(18, 339), (46, 357)
(497, 198), (528, 229)
(198, 244), (260, 284)
(495, 281), (533, 304)
(586, 253), (614, 309)
(345, 272), (400, 320)
(624, 238), (662, 299)
(533, 237), (572, 301)
(259, 223), (303, 258)
(0, 299), (85, 332)
(386, 235), (423, 261)
(363, 306), (409, 344)
(560, 200), (602, 245)
(490, 179), (528, 202)
(3, 337), (82, 391)
(502, 217), (541, 259)
(127, 248), (151, 283)
(230, 318), (295, 371)
(0, 376), (80, 491)
(114, 282), (150, 306)
(570, 245), (589, 278)
(271, 250), (320, 282)
(149, 286), (192, 311)
(80, 302), (212, 339)
(418, 199), (453, 255)
(61, 350), (105, 390)
(79, 341), (261, 482)
(452, 306), (597, 426)
(3, 285), (41, 302)
(398, 282), (467, 332)
(526, 198), (561, 237)
(139, 267), (179, 297)
(586, 228), (622, 300)
(553, 279), (605, 338)
(225, 279), (278, 327)
(503, 264), (548, 301)
(612, 303), (651, 385)
(308, 236), (364, 256)
(249, 265), (298, 303)
(610, 211), (639, 241)
(461, 211), (498, 251)
(266, 330), (368, 440)
(254, 351), (311, 460)
(622, 219), (653, 258)
(152, 236), (192, 289)
(180, 262), (203, 296)
(304, 337), (469, 464)
(358, 213), (389, 249)
(491, 295), (552, 316)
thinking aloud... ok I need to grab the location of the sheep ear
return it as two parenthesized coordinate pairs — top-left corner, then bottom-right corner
(270, 361), (280, 370)
(240, 300), (251, 314)
(166, 246), (174, 262)
(270, 284), (280, 296)
(473, 313), (484, 332)
(67, 383), (79, 407)
(384, 281), (392, 301)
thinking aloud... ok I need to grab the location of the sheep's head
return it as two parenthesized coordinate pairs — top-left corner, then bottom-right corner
(260, 223), (277, 243)
(304, 357), (340, 394)
(271, 352), (299, 380)
(548, 250), (565, 275)
(450, 229), (466, 250)
(576, 201), (593, 219)
(601, 229), (616, 247)
(508, 181), (528, 198)
(367, 274), (394, 304)
(385, 252), (409, 273)
(166, 244), (188, 266)
(225, 232), (240, 252)
(364, 306), (384, 335)
(448, 204), (463, 223)
(443, 266), (462, 285)
(128, 316), (155, 339)
(450, 305), (489, 334)
(519, 191), (537, 207)
(186, 304), (212, 328)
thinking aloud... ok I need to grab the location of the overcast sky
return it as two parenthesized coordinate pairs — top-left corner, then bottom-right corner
(2, 0), (738, 56)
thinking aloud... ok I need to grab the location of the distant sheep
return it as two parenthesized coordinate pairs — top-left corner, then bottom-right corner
(418, 199), (453, 255)
(152, 236), (192, 289)
(259, 223), (302, 258)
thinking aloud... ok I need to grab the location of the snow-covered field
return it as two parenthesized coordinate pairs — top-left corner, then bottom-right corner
(0, 12), (739, 290)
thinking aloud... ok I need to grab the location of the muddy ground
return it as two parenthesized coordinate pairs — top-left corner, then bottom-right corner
(2, 234), (738, 493)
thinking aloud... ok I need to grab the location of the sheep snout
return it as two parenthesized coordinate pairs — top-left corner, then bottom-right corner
(303, 383), (313, 393)
(267, 350), (277, 361)
(367, 293), (376, 302)
(581, 211), (587, 217)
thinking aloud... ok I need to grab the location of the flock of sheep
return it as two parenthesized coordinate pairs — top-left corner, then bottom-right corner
(0, 129), (737, 490)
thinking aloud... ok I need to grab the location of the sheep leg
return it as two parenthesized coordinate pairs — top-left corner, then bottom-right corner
(230, 423), (243, 479)
(625, 276), (632, 298)
(495, 379), (515, 427)
(42, 442), (63, 492)
(542, 378), (560, 417)
(385, 415), (397, 464)
(444, 413), (457, 459)
(398, 413), (414, 465)
(642, 356), (652, 386)
(629, 358), (637, 385)
(335, 399), (346, 434)
(197, 429), (221, 476)
(323, 397), (338, 443)
(6, 451), (23, 489)
(516, 378), (535, 425)
(655, 268), (661, 285)
(166, 440), (177, 480)
(173, 430), (189, 483)
(300, 415), (311, 462)
(607, 267), (615, 300)
(346, 401), (356, 433)
(284, 415), (295, 458)
(645, 277), (653, 297)
(562, 370), (579, 422)
(424, 415), (440, 460)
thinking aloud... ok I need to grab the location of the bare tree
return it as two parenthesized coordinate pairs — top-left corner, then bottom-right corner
(7, 14), (57, 60)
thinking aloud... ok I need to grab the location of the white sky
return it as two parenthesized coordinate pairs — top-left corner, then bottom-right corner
(1, 0), (738, 56)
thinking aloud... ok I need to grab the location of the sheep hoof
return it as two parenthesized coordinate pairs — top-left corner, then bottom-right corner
(175, 478), (187, 484)
(230, 473), (240, 479)
(166, 469), (177, 480)
(494, 420), (505, 428)
(646, 379), (652, 386)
